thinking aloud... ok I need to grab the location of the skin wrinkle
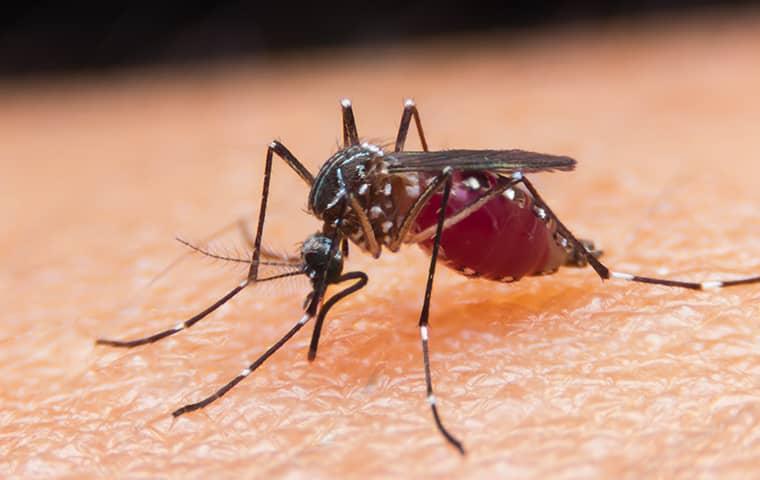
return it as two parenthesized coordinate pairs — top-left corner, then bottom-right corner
(2, 14), (760, 479)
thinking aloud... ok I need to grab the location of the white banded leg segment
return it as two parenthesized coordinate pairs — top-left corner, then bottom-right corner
(172, 309), (314, 417)
(298, 312), (311, 325)
(610, 270), (728, 291)
(611, 271), (635, 281)
(173, 322), (186, 332)
(420, 325), (429, 341)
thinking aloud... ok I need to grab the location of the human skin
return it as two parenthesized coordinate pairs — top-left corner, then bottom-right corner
(1, 15), (760, 479)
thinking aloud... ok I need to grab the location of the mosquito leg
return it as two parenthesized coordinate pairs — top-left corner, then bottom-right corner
(95, 271), (301, 348)
(388, 171), (455, 251)
(173, 310), (314, 417)
(394, 98), (429, 152)
(402, 176), (523, 246)
(248, 141), (314, 279)
(519, 175), (760, 290)
(176, 203), (350, 416)
(96, 141), (314, 348)
(340, 98), (360, 147)
(307, 271), (368, 361)
(410, 168), (465, 454)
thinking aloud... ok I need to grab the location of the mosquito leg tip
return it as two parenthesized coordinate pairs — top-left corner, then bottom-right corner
(307, 347), (318, 362)
(454, 441), (466, 456)
(172, 405), (191, 417)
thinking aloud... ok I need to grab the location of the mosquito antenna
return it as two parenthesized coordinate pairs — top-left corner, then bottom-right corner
(175, 236), (299, 268)
(308, 271), (368, 361)
(95, 270), (305, 348)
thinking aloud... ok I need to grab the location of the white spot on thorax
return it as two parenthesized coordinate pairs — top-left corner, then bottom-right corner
(370, 206), (383, 219)
(504, 188), (516, 201)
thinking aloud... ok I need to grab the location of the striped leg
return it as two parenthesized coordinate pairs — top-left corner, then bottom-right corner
(519, 175), (760, 290)
(415, 168), (465, 455)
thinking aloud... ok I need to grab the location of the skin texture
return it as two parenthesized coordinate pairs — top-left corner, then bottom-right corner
(2, 14), (760, 479)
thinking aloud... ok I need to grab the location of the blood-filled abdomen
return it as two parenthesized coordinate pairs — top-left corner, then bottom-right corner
(413, 171), (569, 282)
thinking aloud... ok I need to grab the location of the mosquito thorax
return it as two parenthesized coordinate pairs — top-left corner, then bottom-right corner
(301, 233), (344, 284)
(308, 143), (424, 256)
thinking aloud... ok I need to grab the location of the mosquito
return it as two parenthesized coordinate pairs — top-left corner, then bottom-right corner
(97, 98), (760, 455)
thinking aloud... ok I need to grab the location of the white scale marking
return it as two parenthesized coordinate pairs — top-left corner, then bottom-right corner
(173, 322), (185, 332)
(404, 99), (415, 107)
(298, 313), (310, 325)
(427, 394), (437, 405)
(611, 271), (635, 281)
(341, 98), (352, 108)
(504, 188), (516, 201)
(701, 281), (723, 289)
(383, 183), (392, 196)
(512, 171), (523, 181)
(370, 206), (383, 219)
(357, 183), (369, 195)
(240, 368), (252, 377)
(382, 221), (393, 233)
(420, 325), (429, 341)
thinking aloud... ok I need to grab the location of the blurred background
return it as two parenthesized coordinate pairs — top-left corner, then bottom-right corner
(2, 1), (759, 78)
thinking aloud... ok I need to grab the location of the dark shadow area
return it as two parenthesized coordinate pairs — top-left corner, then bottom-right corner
(2, 1), (758, 77)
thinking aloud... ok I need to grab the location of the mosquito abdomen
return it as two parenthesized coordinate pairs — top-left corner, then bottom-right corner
(414, 171), (570, 282)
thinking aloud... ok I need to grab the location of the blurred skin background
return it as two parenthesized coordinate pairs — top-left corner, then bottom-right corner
(2, 2), (760, 479)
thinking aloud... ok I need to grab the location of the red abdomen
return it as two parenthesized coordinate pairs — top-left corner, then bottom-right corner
(413, 171), (568, 282)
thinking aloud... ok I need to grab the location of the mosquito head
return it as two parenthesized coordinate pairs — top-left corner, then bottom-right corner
(301, 233), (344, 285)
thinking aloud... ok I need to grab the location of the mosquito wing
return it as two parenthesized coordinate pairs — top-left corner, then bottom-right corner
(386, 149), (576, 174)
